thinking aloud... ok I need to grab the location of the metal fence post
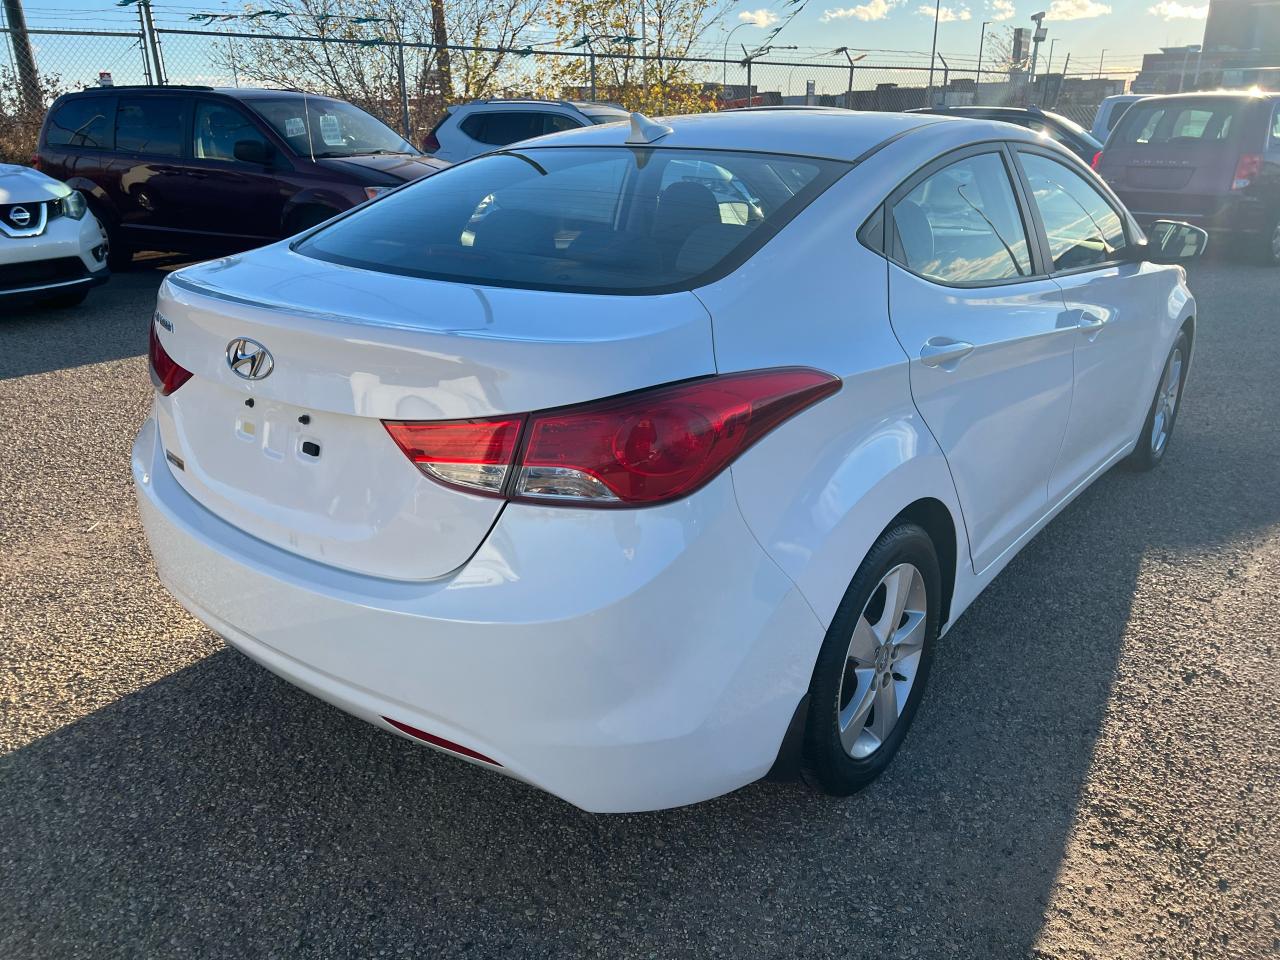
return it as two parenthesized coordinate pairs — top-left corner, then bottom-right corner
(746, 59), (752, 108)
(397, 37), (411, 139)
(589, 50), (597, 100)
(2, 0), (42, 110)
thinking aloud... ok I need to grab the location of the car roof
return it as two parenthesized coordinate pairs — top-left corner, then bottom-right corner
(526, 109), (959, 162)
(57, 85), (338, 101)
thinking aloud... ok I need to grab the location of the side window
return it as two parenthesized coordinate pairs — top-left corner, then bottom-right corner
(463, 112), (545, 146)
(46, 98), (113, 149)
(193, 101), (268, 163)
(541, 113), (581, 135)
(890, 152), (1032, 284)
(1270, 105), (1280, 147)
(115, 96), (187, 157)
(1019, 151), (1128, 271)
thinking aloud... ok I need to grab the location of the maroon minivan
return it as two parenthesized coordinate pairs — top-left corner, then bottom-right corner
(35, 86), (448, 269)
(1094, 91), (1280, 265)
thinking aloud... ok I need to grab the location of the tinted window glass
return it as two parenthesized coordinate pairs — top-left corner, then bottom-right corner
(1116, 100), (1241, 145)
(542, 114), (581, 135)
(464, 112), (546, 146)
(46, 98), (113, 149)
(193, 101), (268, 162)
(891, 152), (1032, 283)
(1021, 153), (1128, 270)
(116, 96), (186, 156)
(1270, 105), (1280, 146)
(296, 147), (848, 294)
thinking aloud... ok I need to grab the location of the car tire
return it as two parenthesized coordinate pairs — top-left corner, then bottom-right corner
(95, 213), (133, 271)
(801, 523), (942, 796)
(43, 288), (89, 308)
(1127, 330), (1189, 471)
(1261, 214), (1280, 267)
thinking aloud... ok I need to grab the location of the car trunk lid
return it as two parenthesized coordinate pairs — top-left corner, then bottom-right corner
(151, 244), (715, 581)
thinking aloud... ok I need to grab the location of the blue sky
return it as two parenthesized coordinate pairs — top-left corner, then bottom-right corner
(7, 0), (1208, 76)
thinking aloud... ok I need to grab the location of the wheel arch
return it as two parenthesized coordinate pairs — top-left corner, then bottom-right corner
(884, 497), (958, 627)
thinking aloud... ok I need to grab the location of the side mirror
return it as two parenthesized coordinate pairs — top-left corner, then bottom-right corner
(1141, 219), (1209, 264)
(233, 139), (272, 166)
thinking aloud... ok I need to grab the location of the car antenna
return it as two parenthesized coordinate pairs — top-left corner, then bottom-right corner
(625, 112), (673, 145)
(302, 90), (316, 163)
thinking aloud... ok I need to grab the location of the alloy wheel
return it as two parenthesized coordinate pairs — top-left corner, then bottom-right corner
(1151, 346), (1184, 456)
(837, 563), (928, 759)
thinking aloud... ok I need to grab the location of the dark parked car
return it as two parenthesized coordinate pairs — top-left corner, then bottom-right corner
(35, 86), (448, 268)
(1094, 91), (1280, 264)
(907, 105), (1103, 164)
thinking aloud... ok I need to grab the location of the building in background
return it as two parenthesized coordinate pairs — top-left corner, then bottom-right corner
(1134, 0), (1280, 93)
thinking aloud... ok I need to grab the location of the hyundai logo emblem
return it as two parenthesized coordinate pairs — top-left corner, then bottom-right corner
(225, 337), (274, 381)
(9, 205), (31, 227)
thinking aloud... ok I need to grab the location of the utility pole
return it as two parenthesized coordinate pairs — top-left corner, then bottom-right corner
(927, 0), (942, 97)
(1097, 48), (1105, 79)
(139, 0), (165, 84)
(2, 0), (41, 112)
(976, 20), (991, 79)
(1045, 37), (1057, 76)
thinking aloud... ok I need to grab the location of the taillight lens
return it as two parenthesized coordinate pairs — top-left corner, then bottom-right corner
(149, 323), (192, 396)
(384, 417), (524, 495)
(1091, 150), (1103, 170)
(385, 368), (840, 507)
(421, 131), (441, 152)
(1232, 153), (1262, 190)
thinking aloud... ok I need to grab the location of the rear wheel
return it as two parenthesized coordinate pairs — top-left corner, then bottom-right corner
(1127, 331), (1188, 471)
(801, 523), (941, 796)
(1263, 215), (1280, 267)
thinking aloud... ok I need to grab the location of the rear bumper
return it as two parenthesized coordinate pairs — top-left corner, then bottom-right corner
(132, 416), (825, 812)
(1120, 193), (1268, 237)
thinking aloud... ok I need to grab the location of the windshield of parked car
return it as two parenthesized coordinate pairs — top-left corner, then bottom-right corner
(249, 97), (417, 158)
(1112, 98), (1245, 146)
(295, 147), (850, 294)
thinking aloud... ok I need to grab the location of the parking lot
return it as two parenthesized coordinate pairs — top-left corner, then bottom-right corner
(0, 256), (1276, 959)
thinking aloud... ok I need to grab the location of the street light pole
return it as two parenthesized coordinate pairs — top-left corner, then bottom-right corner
(976, 20), (991, 79)
(722, 22), (750, 89)
(1097, 48), (1106, 79)
(927, 0), (942, 95)
(1046, 37), (1057, 76)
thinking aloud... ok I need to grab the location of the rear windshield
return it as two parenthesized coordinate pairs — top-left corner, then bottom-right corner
(295, 146), (849, 294)
(1113, 99), (1245, 147)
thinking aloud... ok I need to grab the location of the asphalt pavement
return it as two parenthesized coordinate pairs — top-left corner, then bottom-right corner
(1, 255), (1276, 959)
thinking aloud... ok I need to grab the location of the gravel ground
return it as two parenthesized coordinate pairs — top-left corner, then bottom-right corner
(0, 257), (1276, 960)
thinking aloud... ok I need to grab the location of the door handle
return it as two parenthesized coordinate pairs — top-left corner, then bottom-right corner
(919, 337), (976, 369)
(1077, 311), (1107, 337)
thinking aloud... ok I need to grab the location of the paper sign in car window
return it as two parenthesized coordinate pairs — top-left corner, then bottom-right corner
(318, 113), (343, 146)
(285, 116), (305, 138)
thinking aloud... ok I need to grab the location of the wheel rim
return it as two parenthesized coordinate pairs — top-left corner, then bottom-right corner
(837, 563), (928, 760)
(1271, 222), (1280, 262)
(1150, 347), (1184, 456)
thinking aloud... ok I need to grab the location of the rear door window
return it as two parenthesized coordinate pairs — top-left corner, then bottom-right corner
(1116, 100), (1242, 146)
(45, 98), (114, 149)
(296, 146), (848, 294)
(462, 112), (548, 146)
(115, 96), (187, 156)
(889, 151), (1033, 284)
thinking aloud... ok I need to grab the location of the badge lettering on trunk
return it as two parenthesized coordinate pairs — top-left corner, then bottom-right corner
(226, 337), (274, 381)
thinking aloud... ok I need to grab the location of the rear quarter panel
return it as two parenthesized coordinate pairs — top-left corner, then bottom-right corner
(695, 140), (971, 632)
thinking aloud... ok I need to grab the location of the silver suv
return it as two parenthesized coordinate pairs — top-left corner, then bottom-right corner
(423, 99), (629, 162)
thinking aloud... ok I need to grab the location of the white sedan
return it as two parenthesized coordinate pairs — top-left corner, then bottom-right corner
(0, 163), (109, 307)
(133, 109), (1203, 812)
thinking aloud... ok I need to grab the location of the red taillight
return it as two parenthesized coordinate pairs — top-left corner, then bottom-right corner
(421, 131), (441, 152)
(31, 153), (42, 171)
(148, 323), (192, 396)
(384, 368), (840, 507)
(383, 416), (524, 496)
(1091, 150), (1103, 170)
(1232, 152), (1262, 190)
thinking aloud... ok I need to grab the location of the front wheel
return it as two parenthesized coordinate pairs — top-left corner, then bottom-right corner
(801, 523), (941, 796)
(1127, 331), (1189, 471)
(1263, 215), (1280, 267)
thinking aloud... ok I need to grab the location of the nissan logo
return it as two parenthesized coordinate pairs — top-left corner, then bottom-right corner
(225, 337), (274, 381)
(9, 205), (31, 227)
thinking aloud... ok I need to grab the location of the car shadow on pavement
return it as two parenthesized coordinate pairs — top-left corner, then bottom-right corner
(0, 257), (190, 382)
(2, 263), (1275, 959)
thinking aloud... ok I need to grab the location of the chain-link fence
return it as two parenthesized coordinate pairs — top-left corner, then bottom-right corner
(4, 23), (1148, 160)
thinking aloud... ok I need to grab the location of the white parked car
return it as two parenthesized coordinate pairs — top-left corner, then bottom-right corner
(0, 162), (109, 307)
(133, 109), (1203, 812)
(423, 98), (629, 162)
(1090, 94), (1146, 144)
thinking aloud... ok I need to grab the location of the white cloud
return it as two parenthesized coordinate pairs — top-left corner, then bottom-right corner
(1046, 0), (1111, 20)
(821, 0), (899, 21)
(738, 7), (781, 26)
(1147, 0), (1207, 18)
(917, 2), (972, 21)
(991, 0), (1015, 20)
